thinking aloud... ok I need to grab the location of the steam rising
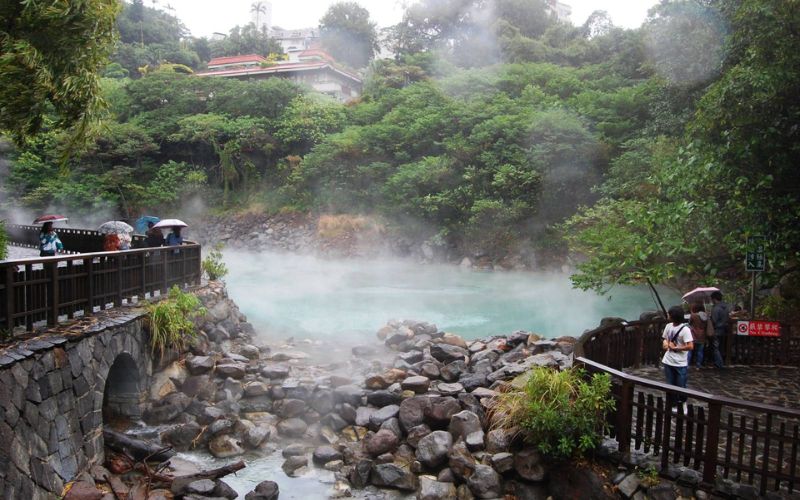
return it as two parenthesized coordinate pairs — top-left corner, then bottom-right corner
(224, 249), (676, 342)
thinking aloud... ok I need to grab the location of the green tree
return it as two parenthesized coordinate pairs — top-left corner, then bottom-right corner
(319, 2), (379, 68)
(0, 0), (120, 143)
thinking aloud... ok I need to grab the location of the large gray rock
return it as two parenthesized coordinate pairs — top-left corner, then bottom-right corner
(334, 385), (364, 406)
(430, 344), (468, 363)
(366, 390), (402, 408)
(467, 464), (502, 498)
(365, 429), (400, 457)
(514, 448), (545, 482)
(186, 355), (215, 375)
(312, 445), (343, 465)
(215, 362), (247, 380)
(440, 361), (467, 382)
(418, 476), (458, 500)
(369, 404), (400, 430)
(245, 480), (279, 500)
(406, 424), (432, 448)
(208, 435), (244, 458)
(275, 398), (306, 419)
(370, 463), (418, 491)
(448, 410), (482, 441)
(485, 428), (513, 453)
(401, 375), (431, 393)
(448, 439), (476, 481)
(415, 431), (453, 468)
(277, 418), (307, 438)
(427, 397), (462, 426)
(282, 455), (308, 476)
(243, 425), (270, 449)
(261, 363), (290, 379)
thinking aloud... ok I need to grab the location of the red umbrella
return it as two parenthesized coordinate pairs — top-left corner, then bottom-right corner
(33, 214), (68, 224)
(682, 286), (720, 303)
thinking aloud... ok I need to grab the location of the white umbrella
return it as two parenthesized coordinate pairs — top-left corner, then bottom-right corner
(153, 219), (188, 229)
(682, 286), (721, 303)
(97, 221), (134, 234)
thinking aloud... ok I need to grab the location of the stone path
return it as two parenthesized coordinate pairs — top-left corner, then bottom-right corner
(626, 365), (800, 410)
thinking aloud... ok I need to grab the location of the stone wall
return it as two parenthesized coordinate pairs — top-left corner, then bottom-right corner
(0, 312), (152, 499)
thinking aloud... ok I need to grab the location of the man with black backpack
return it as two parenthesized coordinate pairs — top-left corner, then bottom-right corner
(662, 305), (694, 414)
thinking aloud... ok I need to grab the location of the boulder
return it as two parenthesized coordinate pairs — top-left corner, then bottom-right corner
(282, 443), (307, 457)
(243, 425), (270, 449)
(282, 455), (308, 476)
(366, 390), (402, 408)
(277, 418), (307, 438)
(419, 362), (441, 380)
(208, 435), (244, 458)
(440, 361), (467, 382)
(490, 452), (514, 473)
(467, 464), (502, 499)
(369, 404), (400, 430)
(365, 429), (400, 457)
(406, 424), (431, 448)
(418, 476), (458, 500)
(275, 398), (306, 419)
(435, 382), (464, 396)
(514, 448), (545, 482)
(380, 417), (403, 438)
(448, 439), (476, 481)
(243, 381), (269, 398)
(185, 479), (216, 495)
(449, 410), (482, 440)
(370, 463), (418, 491)
(181, 375), (215, 400)
(161, 421), (203, 451)
(215, 362), (247, 380)
(430, 344), (468, 363)
(349, 458), (373, 488)
(334, 385), (364, 406)
(245, 480), (279, 500)
(459, 374), (488, 392)
(547, 463), (615, 500)
(143, 393), (191, 424)
(186, 355), (215, 375)
(427, 397), (462, 427)
(261, 363), (290, 379)
(312, 445), (343, 465)
(485, 428), (513, 453)
(365, 369), (407, 390)
(401, 375), (431, 393)
(415, 430), (453, 468)
(398, 395), (431, 431)
(440, 333), (469, 349)
(355, 406), (376, 427)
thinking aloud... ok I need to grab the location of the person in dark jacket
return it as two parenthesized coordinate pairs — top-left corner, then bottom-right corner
(144, 222), (165, 247)
(39, 222), (64, 256)
(708, 291), (730, 368)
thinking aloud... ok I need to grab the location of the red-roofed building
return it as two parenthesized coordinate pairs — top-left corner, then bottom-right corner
(198, 51), (361, 102)
(206, 54), (266, 71)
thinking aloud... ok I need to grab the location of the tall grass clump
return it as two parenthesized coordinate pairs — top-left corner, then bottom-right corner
(489, 366), (614, 460)
(146, 286), (205, 357)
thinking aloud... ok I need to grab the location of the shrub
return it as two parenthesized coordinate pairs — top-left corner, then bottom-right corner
(0, 220), (7, 260)
(146, 286), (205, 358)
(489, 366), (614, 460)
(202, 243), (228, 281)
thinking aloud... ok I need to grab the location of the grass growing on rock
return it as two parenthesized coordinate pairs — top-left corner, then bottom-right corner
(489, 366), (614, 460)
(146, 285), (205, 358)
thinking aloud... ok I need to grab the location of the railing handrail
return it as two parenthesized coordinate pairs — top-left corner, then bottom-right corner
(574, 318), (666, 359)
(1, 243), (200, 266)
(577, 356), (800, 419)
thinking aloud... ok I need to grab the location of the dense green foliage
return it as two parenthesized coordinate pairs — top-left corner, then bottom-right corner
(0, 220), (7, 260)
(0, 0), (120, 143)
(2, 0), (797, 300)
(320, 2), (379, 69)
(146, 285), (204, 358)
(202, 244), (229, 280)
(489, 367), (614, 459)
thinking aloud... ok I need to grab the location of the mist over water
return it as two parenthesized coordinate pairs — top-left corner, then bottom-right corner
(224, 250), (677, 342)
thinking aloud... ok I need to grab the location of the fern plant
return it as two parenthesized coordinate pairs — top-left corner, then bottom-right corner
(146, 286), (205, 358)
(202, 243), (228, 281)
(489, 366), (614, 460)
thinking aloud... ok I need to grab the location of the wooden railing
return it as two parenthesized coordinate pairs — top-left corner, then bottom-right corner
(4, 224), (150, 254)
(578, 357), (800, 495)
(575, 319), (800, 370)
(1, 227), (201, 334)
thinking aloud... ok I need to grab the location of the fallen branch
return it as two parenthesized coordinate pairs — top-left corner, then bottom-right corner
(104, 429), (176, 462)
(170, 460), (246, 494)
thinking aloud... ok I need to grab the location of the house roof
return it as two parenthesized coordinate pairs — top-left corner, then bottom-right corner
(197, 60), (361, 85)
(207, 54), (265, 67)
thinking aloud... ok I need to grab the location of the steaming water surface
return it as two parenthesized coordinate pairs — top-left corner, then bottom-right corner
(224, 251), (676, 341)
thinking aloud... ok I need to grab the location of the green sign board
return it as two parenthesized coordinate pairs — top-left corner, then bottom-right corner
(746, 235), (766, 272)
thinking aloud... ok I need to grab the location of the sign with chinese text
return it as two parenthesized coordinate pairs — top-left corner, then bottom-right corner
(736, 320), (780, 337)
(746, 235), (766, 272)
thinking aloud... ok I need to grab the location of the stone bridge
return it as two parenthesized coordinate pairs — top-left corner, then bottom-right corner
(0, 310), (152, 499)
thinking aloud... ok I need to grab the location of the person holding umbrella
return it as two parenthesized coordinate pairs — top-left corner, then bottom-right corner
(144, 222), (165, 247)
(39, 221), (64, 256)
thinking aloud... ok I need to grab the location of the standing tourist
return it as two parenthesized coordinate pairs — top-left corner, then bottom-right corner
(662, 305), (694, 414)
(709, 291), (730, 368)
(165, 227), (183, 247)
(39, 222), (64, 256)
(688, 302), (708, 368)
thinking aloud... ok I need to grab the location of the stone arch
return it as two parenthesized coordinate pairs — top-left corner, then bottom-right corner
(103, 352), (145, 422)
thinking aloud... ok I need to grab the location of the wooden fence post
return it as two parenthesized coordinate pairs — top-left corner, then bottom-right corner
(4, 266), (14, 332)
(115, 255), (123, 306)
(618, 379), (634, 461)
(702, 400), (722, 485)
(48, 261), (59, 326)
(87, 256), (95, 315)
(162, 250), (168, 294)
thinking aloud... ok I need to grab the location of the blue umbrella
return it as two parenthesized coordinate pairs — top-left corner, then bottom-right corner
(135, 215), (160, 234)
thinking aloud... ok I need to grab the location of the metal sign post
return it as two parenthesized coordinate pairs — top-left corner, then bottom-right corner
(745, 235), (766, 314)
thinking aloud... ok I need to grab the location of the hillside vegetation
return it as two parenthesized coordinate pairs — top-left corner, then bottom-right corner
(1, 0), (798, 307)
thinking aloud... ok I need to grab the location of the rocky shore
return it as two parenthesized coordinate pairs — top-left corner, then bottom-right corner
(194, 212), (546, 271)
(66, 282), (735, 500)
